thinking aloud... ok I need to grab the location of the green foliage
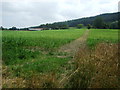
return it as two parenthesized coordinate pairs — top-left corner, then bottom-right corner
(8, 54), (70, 77)
(109, 21), (118, 29)
(93, 17), (105, 29)
(33, 23), (69, 30)
(87, 24), (92, 29)
(9, 27), (18, 30)
(0, 26), (8, 30)
(77, 24), (84, 29)
(118, 20), (120, 29)
(2, 38), (39, 65)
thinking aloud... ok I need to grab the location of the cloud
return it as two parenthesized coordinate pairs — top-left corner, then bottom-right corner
(1, 0), (119, 28)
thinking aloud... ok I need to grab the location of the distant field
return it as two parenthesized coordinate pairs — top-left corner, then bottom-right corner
(3, 29), (85, 50)
(87, 29), (119, 48)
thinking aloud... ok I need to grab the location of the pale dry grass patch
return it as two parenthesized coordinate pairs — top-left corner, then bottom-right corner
(89, 43), (119, 88)
(2, 71), (58, 88)
(65, 43), (119, 88)
(26, 73), (58, 88)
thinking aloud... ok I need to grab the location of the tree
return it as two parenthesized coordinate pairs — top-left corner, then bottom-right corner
(118, 20), (120, 29)
(0, 26), (4, 30)
(60, 24), (69, 29)
(93, 17), (104, 29)
(102, 23), (110, 29)
(109, 21), (118, 29)
(0, 26), (8, 30)
(87, 24), (92, 29)
(77, 24), (84, 29)
(9, 27), (18, 30)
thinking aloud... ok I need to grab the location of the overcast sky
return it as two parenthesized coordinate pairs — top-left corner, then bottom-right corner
(0, 0), (119, 28)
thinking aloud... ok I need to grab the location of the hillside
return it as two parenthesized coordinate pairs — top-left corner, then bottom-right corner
(65, 12), (119, 27)
(31, 12), (119, 28)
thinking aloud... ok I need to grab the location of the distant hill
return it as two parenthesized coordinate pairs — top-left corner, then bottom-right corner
(56, 12), (119, 27)
(31, 12), (119, 28)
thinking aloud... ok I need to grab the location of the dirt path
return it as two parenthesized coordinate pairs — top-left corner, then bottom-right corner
(58, 30), (90, 87)
(59, 29), (90, 56)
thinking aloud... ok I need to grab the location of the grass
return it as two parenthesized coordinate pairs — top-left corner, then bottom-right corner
(2, 29), (86, 88)
(87, 29), (119, 48)
(5, 54), (70, 78)
(2, 28), (120, 88)
(3, 29), (85, 50)
(2, 29), (85, 65)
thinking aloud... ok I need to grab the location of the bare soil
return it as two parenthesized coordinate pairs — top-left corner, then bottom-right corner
(59, 30), (90, 56)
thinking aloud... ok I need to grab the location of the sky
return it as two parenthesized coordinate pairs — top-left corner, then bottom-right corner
(0, 0), (119, 28)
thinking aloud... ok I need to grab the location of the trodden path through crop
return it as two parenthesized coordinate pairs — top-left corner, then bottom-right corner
(58, 30), (90, 87)
(59, 29), (90, 56)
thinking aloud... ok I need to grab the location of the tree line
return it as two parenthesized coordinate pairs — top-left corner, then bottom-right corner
(76, 17), (119, 29)
(39, 23), (69, 30)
